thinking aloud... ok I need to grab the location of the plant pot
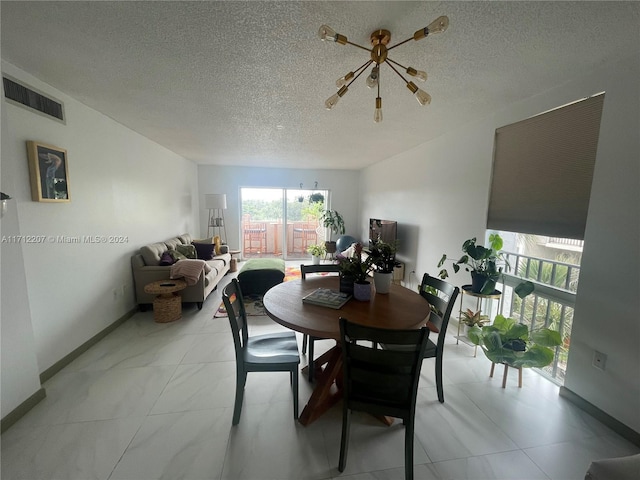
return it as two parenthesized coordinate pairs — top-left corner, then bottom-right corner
(471, 271), (496, 294)
(312, 255), (321, 265)
(353, 281), (371, 301)
(373, 271), (393, 294)
(339, 274), (355, 296)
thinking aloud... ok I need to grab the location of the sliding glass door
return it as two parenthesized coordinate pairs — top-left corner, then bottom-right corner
(240, 187), (327, 260)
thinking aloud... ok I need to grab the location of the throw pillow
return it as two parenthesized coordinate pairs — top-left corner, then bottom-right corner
(159, 251), (175, 266)
(192, 241), (215, 260)
(213, 235), (222, 255)
(168, 250), (187, 262)
(176, 244), (196, 259)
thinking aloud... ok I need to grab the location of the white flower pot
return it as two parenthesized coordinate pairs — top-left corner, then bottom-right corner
(373, 271), (393, 294)
(312, 255), (321, 265)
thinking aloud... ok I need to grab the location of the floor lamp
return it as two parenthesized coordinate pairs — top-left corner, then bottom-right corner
(205, 193), (227, 242)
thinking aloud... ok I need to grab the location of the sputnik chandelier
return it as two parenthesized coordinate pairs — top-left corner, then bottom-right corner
(318, 16), (449, 123)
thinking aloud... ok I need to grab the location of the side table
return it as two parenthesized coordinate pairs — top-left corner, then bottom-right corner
(455, 285), (502, 356)
(228, 249), (242, 273)
(144, 279), (187, 323)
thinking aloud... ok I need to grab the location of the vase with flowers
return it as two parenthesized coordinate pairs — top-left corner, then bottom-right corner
(336, 242), (374, 301)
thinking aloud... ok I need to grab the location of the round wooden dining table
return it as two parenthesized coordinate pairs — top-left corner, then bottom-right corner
(263, 275), (432, 425)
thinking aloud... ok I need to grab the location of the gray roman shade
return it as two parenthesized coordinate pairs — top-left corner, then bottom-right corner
(487, 93), (605, 239)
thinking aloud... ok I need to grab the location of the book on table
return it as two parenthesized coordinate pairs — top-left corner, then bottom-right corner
(302, 288), (351, 309)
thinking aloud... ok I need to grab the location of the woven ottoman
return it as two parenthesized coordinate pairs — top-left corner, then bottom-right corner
(237, 258), (286, 296)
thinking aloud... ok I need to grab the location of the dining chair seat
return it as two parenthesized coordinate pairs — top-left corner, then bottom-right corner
(244, 332), (300, 366)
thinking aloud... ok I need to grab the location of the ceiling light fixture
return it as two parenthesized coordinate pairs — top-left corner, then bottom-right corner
(319, 16), (449, 123)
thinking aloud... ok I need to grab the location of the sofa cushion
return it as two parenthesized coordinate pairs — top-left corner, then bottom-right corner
(178, 233), (193, 245)
(193, 242), (216, 260)
(176, 244), (196, 259)
(164, 237), (182, 250)
(140, 242), (167, 266)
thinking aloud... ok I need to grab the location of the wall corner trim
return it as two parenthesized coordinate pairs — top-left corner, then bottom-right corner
(1, 387), (46, 433)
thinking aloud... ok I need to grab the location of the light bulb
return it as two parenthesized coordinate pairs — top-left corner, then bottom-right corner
(406, 81), (431, 106)
(318, 25), (337, 41)
(406, 67), (428, 82)
(336, 71), (354, 88)
(374, 97), (383, 123)
(413, 15), (450, 40)
(427, 16), (449, 35)
(325, 85), (348, 110)
(366, 65), (379, 89)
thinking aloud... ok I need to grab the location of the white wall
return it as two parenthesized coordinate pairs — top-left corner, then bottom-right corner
(1, 61), (199, 416)
(196, 166), (361, 249)
(360, 54), (640, 432)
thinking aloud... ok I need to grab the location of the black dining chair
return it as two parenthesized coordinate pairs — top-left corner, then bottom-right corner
(418, 273), (459, 403)
(380, 273), (458, 403)
(222, 278), (300, 425)
(338, 317), (430, 480)
(300, 263), (341, 381)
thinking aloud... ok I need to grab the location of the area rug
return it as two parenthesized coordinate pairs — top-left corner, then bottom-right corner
(214, 293), (265, 318)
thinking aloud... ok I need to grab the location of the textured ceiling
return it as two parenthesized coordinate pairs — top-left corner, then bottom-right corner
(2, 1), (638, 170)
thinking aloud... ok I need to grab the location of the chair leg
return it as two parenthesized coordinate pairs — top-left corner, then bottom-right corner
(232, 369), (246, 425)
(404, 418), (415, 480)
(435, 353), (444, 403)
(338, 407), (351, 472)
(302, 334), (308, 354)
(308, 337), (315, 382)
(291, 369), (299, 419)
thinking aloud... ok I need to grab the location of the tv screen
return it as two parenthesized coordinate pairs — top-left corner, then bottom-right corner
(369, 219), (397, 247)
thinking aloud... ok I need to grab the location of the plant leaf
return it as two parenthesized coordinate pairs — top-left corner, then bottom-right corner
(531, 328), (562, 347)
(515, 281), (535, 299)
(505, 323), (529, 341)
(438, 269), (449, 279)
(467, 326), (483, 345)
(437, 254), (447, 268)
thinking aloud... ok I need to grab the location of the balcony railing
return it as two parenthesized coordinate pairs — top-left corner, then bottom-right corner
(498, 251), (581, 385)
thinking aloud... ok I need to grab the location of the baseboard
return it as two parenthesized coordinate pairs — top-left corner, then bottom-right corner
(1, 387), (46, 433)
(560, 386), (640, 447)
(40, 308), (137, 384)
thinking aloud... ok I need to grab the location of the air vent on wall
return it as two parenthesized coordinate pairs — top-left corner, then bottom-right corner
(2, 75), (65, 123)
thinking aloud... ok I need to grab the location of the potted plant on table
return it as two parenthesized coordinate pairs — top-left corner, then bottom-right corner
(307, 243), (326, 265)
(336, 242), (373, 301)
(320, 209), (345, 256)
(368, 238), (399, 294)
(437, 233), (534, 297)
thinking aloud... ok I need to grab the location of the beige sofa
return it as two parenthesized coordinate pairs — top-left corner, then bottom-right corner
(131, 233), (231, 310)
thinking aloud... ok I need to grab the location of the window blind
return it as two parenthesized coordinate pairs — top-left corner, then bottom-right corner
(487, 93), (605, 239)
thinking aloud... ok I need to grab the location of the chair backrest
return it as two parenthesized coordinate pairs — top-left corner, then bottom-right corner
(222, 278), (249, 361)
(300, 263), (341, 279)
(419, 274), (459, 349)
(339, 317), (430, 420)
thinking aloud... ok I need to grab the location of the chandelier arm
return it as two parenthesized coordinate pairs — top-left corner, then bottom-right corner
(347, 60), (374, 87)
(345, 40), (372, 53)
(386, 58), (409, 70)
(385, 59), (411, 84)
(387, 37), (414, 51)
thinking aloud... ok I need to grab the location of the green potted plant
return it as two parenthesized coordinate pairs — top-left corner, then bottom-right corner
(336, 243), (373, 300)
(368, 238), (399, 294)
(467, 314), (562, 369)
(307, 243), (326, 265)
(459, 308), (489, 334)
(437, 233), (534, 297)
(320, 209), (345, 255)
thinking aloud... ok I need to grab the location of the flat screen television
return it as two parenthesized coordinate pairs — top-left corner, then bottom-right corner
(369, 219), (397, 248)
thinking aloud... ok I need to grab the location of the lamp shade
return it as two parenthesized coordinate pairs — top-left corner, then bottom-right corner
(205, 194), (227, 210)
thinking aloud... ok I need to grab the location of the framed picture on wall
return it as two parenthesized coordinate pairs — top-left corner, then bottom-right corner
(26, 141), (71, 202)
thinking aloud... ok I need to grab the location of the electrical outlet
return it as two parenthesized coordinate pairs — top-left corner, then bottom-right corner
(593, 350), (607, 370)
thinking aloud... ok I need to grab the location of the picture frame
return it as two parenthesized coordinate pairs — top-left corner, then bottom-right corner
(26, 141), (71, 202)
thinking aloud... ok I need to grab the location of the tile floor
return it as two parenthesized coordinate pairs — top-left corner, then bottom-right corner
(2, 268), (638, 480)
